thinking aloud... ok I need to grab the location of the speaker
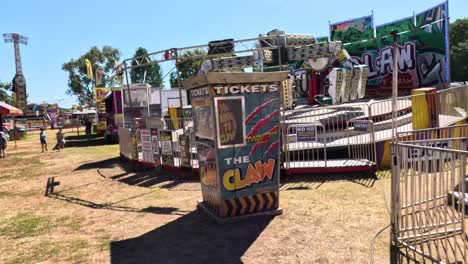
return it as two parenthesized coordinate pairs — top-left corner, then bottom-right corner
(208, 39), (234, 55)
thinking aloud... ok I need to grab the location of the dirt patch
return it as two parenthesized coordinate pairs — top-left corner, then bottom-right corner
(0, 136), (397, 263)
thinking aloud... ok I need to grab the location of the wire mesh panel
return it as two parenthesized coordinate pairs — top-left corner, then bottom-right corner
(391, 141), (467, 263)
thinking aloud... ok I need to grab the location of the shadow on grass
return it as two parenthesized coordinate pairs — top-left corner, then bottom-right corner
(390, 245), (452, 264)
(47, 192), (189, 216)
(73, 157), (199, 190)
(74, 157), (123, 171)
(280, 172), (377, 190)
(64, 134), (111, 148)
(110, 210), (273, 264)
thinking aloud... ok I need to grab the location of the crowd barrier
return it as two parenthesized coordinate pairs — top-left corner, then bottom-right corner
(121, 85), (467, 173)
(391, 137), (467, 263)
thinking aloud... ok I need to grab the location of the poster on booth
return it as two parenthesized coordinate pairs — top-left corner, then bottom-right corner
(214, 96), (245, 148)
(179, 135), (191, 167)
(159, 130), (174, 166)
(139, 129), (154, 163)
(198, 141), (218, 189)
(213, 83), (280, 200)
(190, 87), (214, 140)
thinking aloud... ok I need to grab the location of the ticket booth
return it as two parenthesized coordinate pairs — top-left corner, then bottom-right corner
(184, 72), (288, 223)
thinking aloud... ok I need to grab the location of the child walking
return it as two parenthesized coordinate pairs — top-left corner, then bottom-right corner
(0, 128), (7, 158)
(55, 128), (65, 151)
(40, 127), (48, 152)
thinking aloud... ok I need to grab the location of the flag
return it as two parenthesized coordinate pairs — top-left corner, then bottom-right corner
(85, 59), (93, 80)
(96, 67), (103, 86)
(114, 59), (124, 85)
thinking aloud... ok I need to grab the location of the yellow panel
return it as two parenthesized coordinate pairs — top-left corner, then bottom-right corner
(411, 89), (430, 129)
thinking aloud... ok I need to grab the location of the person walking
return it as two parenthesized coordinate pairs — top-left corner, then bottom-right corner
(40, 127), (48, 152)
(0, 128), (7, 158)
(84, 118), (92, 142)
(53, 128), (65, 151)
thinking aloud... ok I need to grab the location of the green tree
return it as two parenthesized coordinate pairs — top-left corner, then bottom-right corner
(62, 46), (120, 106)
(130, 47), (163, 87)
(170, 49), (207, 88)
(450, 18), (468, 82)
(0, 81), (13, 104)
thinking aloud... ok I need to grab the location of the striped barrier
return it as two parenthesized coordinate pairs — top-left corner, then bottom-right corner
(222, 191), (279, 217)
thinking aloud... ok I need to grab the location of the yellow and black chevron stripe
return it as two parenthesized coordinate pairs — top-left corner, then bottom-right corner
(202, 191), (222, 217)
(222, 191), (279, 217)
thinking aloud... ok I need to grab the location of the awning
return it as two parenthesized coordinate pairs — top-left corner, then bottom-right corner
(0, 101), (24, 115)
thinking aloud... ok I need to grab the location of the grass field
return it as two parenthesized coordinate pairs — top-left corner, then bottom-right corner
(0, 130), (396, 263)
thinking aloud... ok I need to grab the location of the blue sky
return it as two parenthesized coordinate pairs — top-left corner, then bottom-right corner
(0, 0), (466, 107)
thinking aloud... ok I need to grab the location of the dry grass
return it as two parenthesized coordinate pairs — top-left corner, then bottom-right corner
(0, 133), (396, 263)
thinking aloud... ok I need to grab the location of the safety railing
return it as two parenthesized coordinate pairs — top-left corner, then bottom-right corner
(282, 123), (326, 170)
(347, 120), (377, 166)
(368, 94), (416, 140)
(282, 102), (370, 148)
(391, 140), (467, 263)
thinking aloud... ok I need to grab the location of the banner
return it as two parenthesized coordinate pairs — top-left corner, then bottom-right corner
(344, 24), (448, 93)
(415, 1), (449, 82)
(330, 15), (374, 43)
(95, 87), (109, 102)
(95, 67), (103, 86)
(85, 59), (93, 80)
(376, 16), (415, 39)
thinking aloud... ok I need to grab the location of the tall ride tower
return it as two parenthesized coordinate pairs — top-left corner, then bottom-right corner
(3, 33), (28, 112)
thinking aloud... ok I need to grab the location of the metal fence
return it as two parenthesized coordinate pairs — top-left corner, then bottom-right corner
(391, 139), (467, 263)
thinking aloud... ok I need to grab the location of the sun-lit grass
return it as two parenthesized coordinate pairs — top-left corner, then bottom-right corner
(5, 240), (61, 264)
(0, 212), (56, 239)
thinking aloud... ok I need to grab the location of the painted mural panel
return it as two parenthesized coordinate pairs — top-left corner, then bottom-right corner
(213, 83), (280, 201)
(330, 15), (374, 43)
(376, 16), (415, 39)
(345, 25), (447, 94)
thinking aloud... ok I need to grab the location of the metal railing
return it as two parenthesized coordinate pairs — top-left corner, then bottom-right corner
(438, 85), (468, 126)
(397, 124), (468, 143)
(391, 140), (467, 263)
